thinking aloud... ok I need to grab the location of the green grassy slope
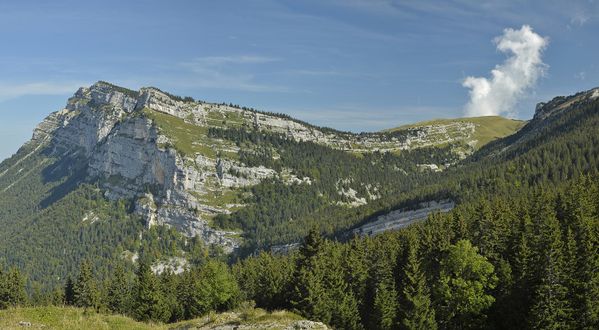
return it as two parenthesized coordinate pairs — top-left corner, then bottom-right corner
(0, 306), (319, 330)
(387, 116), (526, 149)
(0, 307), (153, 330)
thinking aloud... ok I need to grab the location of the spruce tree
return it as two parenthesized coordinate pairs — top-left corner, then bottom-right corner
(0, 266), (26, 309)
(132, 258), (170, 323)
(292, 230), (361, 329)
(511, 212), (534, 325)
(562, 177), (599, 328)
(400, 240), (436, 330)
(530, 209), (572, 329)
(73, 260), (99, 309)
(64, 276), (75, 305)
(160, 270), (184, 322)
(369, 250), (397, 330)
(343, 238), (369, 323)
(107, 263), (130, 314)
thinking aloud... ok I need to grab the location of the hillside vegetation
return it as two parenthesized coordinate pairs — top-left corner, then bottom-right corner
(0, 306), (320, 330)
(389, 116), (525, 149)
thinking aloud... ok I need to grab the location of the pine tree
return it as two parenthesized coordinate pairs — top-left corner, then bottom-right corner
(132, 258), (170, 323)
(530, 209), (572, 329)
(64, 276), (75, 305)
(73, 260), (99, 309)
(369, 257), (397, 330)
(562, 177), (599, 328)
(0, 266), (26, 309)
(107, 263), (130, 314)
(400, 240), (436, 330)
(510, 212), (535, 325)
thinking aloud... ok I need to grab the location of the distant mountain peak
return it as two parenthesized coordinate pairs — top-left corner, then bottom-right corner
(533, 86), (599, 121)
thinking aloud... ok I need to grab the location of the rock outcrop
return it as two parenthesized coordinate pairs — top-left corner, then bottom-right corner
(23, 81), (526, 252)
(31, 82), (241, 251)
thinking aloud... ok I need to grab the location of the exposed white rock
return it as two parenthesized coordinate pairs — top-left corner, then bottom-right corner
(137, 87), (190, 117)
(50, 82), (138, 155)
(417, 163), (441, 172)
(353, 200), (455, 237)
(152, 257), (188, 275)
(337, 187), (367, 207)
(81, 211), (100, 224)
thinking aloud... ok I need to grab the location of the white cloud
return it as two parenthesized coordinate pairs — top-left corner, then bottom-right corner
(462, 25), (548, 117)
(0, 81), (84, 101)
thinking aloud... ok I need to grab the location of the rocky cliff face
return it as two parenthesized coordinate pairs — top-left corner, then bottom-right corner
(30, 82), (243, 250)
(24, 81), (525, 252)
(534, 87), (599, 121)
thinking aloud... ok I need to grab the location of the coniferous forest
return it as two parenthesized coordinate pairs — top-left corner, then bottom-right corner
(1, 175), (597, 329)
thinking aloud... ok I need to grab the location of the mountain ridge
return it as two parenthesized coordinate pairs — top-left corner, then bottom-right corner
(1, 81), (597, 288)
(3, 80), (525, 253)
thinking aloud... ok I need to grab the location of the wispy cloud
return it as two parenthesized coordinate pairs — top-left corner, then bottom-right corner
(324, 0), (408, 17)
(0, 81), (84, 101)
(184, 55), (279, 67)
(575, 71), (586, 80)
(285, 69), (348, 77)
(275, 104), (452, 132)
(179, 55), (288, 92)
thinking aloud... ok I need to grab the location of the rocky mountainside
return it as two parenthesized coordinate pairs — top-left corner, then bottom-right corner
(0, 81), (523, 253)
(387, 116), (525, 152)
(1, 81), (597, 288)
(470, 86), (599, 161)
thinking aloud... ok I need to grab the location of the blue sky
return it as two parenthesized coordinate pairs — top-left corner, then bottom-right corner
(1, 0), (598, 160)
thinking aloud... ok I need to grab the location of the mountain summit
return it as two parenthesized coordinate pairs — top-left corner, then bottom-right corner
(1, 82), (523, 251)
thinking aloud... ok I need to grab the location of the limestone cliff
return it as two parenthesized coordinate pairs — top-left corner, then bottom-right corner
(24, 81), (524, 252)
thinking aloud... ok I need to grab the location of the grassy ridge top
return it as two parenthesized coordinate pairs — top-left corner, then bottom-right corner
(0, 306), (319, 330)
(387, 116), (526, 149)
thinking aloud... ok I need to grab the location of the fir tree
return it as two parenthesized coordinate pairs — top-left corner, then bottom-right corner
(73, 260), (99, 309)
(369, 250), (397, 330)
(400, 240), (436, 330)
(64, 276), (75, 305)
(107, 263), (130, 314)
(0, 266), (26, 309)
(530, 207), (572, 329)
(132, 258), (170, 322)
